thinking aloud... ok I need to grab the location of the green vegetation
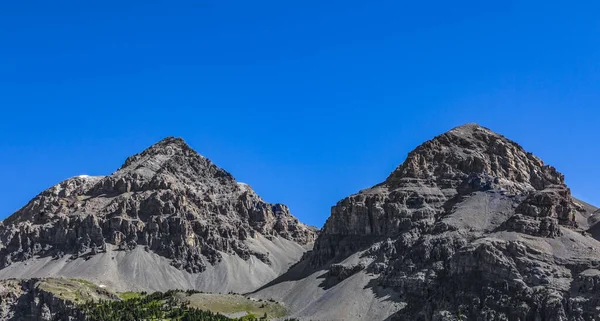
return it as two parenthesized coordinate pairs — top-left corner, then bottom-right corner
(183, 293), (288, 318)
(81, 290), (298, 321)
(36, 278), (295, 321)
(118, 291), (146, 300)
(82, 290), (234, 321)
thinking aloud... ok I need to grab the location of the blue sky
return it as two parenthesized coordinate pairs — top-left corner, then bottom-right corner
(1, 1), (599, 227)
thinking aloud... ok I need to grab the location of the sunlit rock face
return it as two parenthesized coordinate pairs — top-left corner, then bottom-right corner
(0, 137), (316, 273)
(310, 124), (600, 321)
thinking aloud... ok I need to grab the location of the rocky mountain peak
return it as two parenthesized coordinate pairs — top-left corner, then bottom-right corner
(119, 137), (200, 169)
(315, 124), (584, 264)
(259, 124), (600, 320)
(94, 137), (234, 196)
(385, 123), (564, 193)
(0, 138), (316, 277)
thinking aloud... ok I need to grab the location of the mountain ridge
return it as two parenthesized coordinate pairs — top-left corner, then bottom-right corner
(0, 137), (315, 293)
(1, 126), (599, 320)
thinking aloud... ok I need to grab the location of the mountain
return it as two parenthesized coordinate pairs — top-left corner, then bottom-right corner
(253, 124), (600, 321)
(0, 137), (316, 293)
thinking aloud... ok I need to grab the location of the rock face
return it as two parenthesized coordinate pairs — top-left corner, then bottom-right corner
(316, 124), (575, 257)
(0, 278), (120, 321)
(0, 137), (315, 289)
(0, 279), (78, 321)
(255, 124), (600, 321)
(0, 278), (117, 321)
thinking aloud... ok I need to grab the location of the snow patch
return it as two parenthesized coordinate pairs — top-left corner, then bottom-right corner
(71, 174), (104, 181)
(237, 182), (251, 192)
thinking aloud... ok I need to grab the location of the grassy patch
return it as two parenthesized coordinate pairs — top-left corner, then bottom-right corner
(184, 293), (288, 318)
(117, 291), (145, 300)
(37, 278), (118, 303)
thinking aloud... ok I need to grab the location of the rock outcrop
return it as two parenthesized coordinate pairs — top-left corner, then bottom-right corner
(315, 124), (577, 259)
(0, 278), (117, 321)
(255, 124), (600, 321)
(0, 137), (315, 277)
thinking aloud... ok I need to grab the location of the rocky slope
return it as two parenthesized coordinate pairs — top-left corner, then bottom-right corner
(571, 199), (598, 230)
(254, 124), (600, 321)
(0, 137), (315, 292)
(0, 278), (118, 321)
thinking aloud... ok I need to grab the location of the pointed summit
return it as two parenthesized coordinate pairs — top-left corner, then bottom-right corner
(99, 137), (234, 195)
(0, 137), (316, 293)
(156, 136), (187, 145)
(119, 136), (203, 169)
(450, 122), (484, 130)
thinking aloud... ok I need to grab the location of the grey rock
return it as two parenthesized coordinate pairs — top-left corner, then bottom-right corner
(0, 137), (315, 274)
(0, 278), (119, 321)
(329, 262), (365, 281)
(0, 279), (81, 321)
(265, 124), (600, 321)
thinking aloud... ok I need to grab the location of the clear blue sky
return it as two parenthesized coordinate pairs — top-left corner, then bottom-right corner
(1, 1), (599, 227)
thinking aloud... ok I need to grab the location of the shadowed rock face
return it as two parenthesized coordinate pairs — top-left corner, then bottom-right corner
(306, 124), (600, 320)
(0, 137), (315, 273)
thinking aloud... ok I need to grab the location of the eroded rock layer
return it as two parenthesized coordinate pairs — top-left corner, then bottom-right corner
(306, 124), (600, 320)
(0, 138), (315, 275)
